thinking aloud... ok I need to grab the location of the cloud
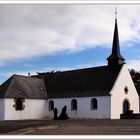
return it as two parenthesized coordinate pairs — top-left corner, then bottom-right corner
(0, 5), (140, 65)
(128, 59), (140, 71)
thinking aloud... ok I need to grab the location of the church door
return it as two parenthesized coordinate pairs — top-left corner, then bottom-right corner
(123, 100), (129, 113)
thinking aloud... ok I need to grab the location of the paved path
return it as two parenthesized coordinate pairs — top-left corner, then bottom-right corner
(1, 119), (140, 135)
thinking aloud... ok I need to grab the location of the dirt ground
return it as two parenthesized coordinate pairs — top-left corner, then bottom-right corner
(1, 119), (140, 135)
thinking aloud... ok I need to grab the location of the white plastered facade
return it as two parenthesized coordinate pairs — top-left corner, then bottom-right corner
(47, 96), (111, 119)
(110, 64), (139, 119)
(2, 99), (47, 120)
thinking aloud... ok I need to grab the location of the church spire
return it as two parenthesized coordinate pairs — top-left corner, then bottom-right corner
(107, 8), (125, 68)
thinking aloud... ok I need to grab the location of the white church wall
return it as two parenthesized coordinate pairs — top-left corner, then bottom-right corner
(47, 96), (110, 119)
(4, 99), (47, 120)
(0, 99), (5, 120)
(110, 64), (139, 119)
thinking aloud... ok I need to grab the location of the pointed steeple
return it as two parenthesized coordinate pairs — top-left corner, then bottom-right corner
(107, 9), (125, 68)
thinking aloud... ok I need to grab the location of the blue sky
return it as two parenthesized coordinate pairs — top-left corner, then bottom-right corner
(1, 5), (140, 84)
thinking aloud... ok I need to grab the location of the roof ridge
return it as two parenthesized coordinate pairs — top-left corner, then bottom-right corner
(38, 65), (108, 75)
(13, 74), (43, 80)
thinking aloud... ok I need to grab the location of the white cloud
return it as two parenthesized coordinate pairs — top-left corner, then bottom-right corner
(0, 5), (140, 65)
(128, 59), (140, 71)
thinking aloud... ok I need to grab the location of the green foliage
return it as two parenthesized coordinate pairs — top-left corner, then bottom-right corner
(129, 69), (140, 94)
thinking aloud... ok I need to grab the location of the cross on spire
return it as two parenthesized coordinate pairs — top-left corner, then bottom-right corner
(115, 7), (117, 19)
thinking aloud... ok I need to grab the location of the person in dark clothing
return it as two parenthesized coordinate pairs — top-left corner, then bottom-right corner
(59, 106), (70, 120)
(53, 108), (59, 120)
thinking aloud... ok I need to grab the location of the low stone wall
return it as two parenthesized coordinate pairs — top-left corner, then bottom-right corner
(120, 110), (140, 119)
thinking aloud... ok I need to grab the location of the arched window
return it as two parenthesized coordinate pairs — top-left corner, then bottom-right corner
(91, 98), (98, 110)
(15, 99), (23, 110)
(49, 100), (54, 111)
(123, 99), (130, 113)
(71, 99), (77, 110)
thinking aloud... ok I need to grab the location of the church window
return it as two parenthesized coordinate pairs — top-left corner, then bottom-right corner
(71, 99), (77, 110)
(91, 98), (98, 110)
(49, 100), (54, 111)
(14, 98), (25, 111)
(124, 86), (128, 94)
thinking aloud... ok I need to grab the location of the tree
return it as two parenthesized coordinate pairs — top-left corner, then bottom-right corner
(129, 69), (140, 95)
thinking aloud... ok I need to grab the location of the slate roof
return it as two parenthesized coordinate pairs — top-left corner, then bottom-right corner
(0, 75), (47, 99)
(37, 65), (123, 99)
(0, 65), (123, 99)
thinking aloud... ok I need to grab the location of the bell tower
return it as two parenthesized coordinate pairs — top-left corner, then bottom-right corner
(107, 9), (125, 68)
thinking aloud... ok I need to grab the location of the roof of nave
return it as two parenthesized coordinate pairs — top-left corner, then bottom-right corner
(36, 64), (123, 99)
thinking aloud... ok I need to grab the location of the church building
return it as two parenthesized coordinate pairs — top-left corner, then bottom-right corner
(0, 16), (139, 120)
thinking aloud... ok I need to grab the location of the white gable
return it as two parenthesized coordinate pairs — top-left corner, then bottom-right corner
(110, 64), (139, 119)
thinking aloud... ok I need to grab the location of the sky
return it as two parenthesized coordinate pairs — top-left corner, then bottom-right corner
(1, 4), (140, 84)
